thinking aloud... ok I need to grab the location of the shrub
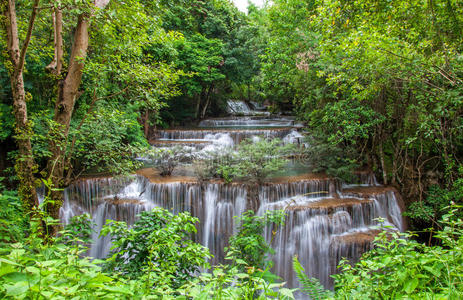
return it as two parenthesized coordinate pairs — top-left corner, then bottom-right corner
(226, 138), (293, 183)
(192, 147), (236, 181)
(299, 131), (358, 181)
(333, 207), (463, 299)
(0, 215), (135, 299)
(0, 182), (26, 245)
(180, 209), (294, 299)
(145, 146), (193, 176)
(227, 210), (285, 270)
(101, 208), (210, 290)
(71, 106), (148, 175)
(405, 173), (463, 229)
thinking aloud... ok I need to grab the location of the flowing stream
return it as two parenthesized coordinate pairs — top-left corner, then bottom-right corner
(60, 107), (404, 291)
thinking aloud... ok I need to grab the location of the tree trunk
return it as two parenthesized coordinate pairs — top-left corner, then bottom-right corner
(10, 71), (39, 211)
(46, 6), (63, 75)
(194, 90), (203, 119)
(46, 0), (111, 227)
(200, 84), (214, 119)
(2, 0), (40, 213)
(379, 141), (388, 185)
(47, 13), (91, 226)
(246, 183), (259, 212)
(144, 108), (150, 139)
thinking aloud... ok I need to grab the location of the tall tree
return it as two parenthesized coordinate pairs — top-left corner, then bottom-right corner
(1, 0), (40, 212)
(46, 0), (110, 222)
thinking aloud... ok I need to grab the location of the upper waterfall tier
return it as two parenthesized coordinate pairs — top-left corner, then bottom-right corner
(198, 116), (297, 128)
(154, 128), (295, 145)
(226, 100), (269, 116)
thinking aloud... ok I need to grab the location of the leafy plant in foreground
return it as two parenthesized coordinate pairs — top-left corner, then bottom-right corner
(180, 262), (296, 299)
(101, 208), (210, 290)
(333, 206), (463, 299)
(0, 213), (135, 299)
(0, 184), (26, 245)
(293, 256), (333, 300)
(180, 208), (295, 299)
(228, 210), (286, 270)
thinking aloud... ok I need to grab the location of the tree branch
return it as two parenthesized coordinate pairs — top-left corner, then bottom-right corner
(18, 0), (40, 72)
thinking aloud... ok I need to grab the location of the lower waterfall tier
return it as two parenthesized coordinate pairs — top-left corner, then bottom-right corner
(60, 173), (404, 289)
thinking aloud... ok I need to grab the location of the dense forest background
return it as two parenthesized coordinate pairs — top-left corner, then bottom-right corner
(1, 0), (462, 298)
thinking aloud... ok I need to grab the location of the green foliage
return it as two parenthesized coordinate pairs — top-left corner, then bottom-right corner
(310, 99), (385, 146)
(71, 105), (148, 175)
(192, 138), (293, 183)
(181, 262), (296, 299)
(0, 206), (292, 300)
(0, 212), (135, 299)
(217, 138), (294, 183)
(293, 256), (334, 300)
(157, 0), (263, 121)
(0, 184), (26, 245)
(101, 208), (210, 290)
(406, 170), (463, 226)
(145, 146), (192, 176)
(301, 132), (358, 181)
(192, 148), (235, 182)
(0, 104), (14, 142)
(228, 210), (285, 270)
(57, 213), (94, 250)
(259, 0), (463, 209)
(180, 208), (294, 299)
(333, 207), (463, 299)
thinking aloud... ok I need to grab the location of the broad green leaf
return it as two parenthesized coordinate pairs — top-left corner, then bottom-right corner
(403, 278), (419, 294)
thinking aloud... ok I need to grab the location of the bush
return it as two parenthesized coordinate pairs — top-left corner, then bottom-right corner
(72, 106), (148, 175)
(101, 208), (210, 290)
(145, 146), (193, 176)
(180, 209), (294, 299)
(226, 138), (294, 183)
(333, 207), (463, 299)
(0, 182), (26, 245)
(228, 210), (285, 270)
(0, 215), (136, 299)
(192, 147), (236, 181)
(300, 131), (359, 181)
(0, 210), (293, 299)
(405, 173), (463, 228)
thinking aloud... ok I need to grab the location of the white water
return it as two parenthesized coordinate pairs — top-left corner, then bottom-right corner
(60, 115), (404, 293)
(199, 116), (295, 128)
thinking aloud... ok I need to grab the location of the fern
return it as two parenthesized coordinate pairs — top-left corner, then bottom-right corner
(293, 256), (334, 300)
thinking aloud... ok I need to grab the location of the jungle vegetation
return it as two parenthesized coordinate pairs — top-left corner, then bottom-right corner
(0, 0), (462, 298)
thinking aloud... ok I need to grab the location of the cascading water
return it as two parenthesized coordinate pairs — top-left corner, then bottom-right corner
(61, 176), (247, 262)
(199, 116), (295, 128)
(226, 100), (269, 116)
(61, 114), (405, 294)
(156, 128), (294, 144)
(259, 184), (404, 290)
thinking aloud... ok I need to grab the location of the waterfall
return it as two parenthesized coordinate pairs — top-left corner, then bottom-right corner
(61, 174), (404, 289)
(199, 116), (295, 128)
(156, 128), (293, 145)
(61, 115), (405, 293)
(260, 185), (404, 289)
(61, 177), (246, 262)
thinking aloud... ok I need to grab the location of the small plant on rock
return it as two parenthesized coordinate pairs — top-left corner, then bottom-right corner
(145, 146), (192, 176)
